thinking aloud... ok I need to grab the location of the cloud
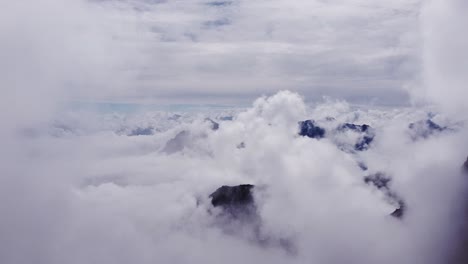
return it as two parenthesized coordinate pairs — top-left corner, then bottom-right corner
(2, 89), (467, 263)
(413, 0), (468, 118)
(0, 0), (422, 105)
(1, 0), (467, 263)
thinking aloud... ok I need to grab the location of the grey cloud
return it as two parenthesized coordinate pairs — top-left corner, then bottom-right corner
(1, 0), (468, 263)
(54, 0), (422, 105)
(1, 86), (468, 264)
(412, 0), (468, 118)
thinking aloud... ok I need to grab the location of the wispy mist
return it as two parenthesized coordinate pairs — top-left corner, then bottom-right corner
(1, 0), (467, 263)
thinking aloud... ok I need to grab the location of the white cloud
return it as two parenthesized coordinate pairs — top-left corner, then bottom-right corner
(2, 90), (467, 263)
(1, 0), (468, 263)
(413, 0), (468, 118)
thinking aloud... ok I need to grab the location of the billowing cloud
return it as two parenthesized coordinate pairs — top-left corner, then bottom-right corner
(1, 0), (468, 263)
(2, 90), (467, 263)
(414, 0), (468, 117)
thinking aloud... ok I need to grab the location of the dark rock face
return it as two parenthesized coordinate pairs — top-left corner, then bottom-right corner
(358, 162), (368, 171)
(237, 142), (246, 149)
(298, 121), (374, 150)
(364, 173), (406, 219)
(449, 157), (468, 263)
(205, 118), (220, 131)
(162, 131), (190, 154)
(210, 184), (255, 218)
(338, 123), (375, 151)
(408, 119), (447, 140)
(464, 157), (468, 173)
(129, 127), (154, 136)
(355, 135), (374, 151)
(298, 120), (326, 139)
(220, 116), (233, 121)
(168, 114), (181, 121)
(390, 206), (405, 218)
(339, 123), (371, 133)
(364, 173), (391, 189)
(209, 184), (297, 254)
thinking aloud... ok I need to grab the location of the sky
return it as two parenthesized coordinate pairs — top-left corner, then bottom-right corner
(2, 0), (425, 106)
(1, 0), (468, 264)
(2, 0), (466, 108)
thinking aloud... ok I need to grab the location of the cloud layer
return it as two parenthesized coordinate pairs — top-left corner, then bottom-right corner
(2, 90), (467, 263)
(1, 0), (468, 263)
(2, 0), (425, 105)
(416, 0), (468, 117)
